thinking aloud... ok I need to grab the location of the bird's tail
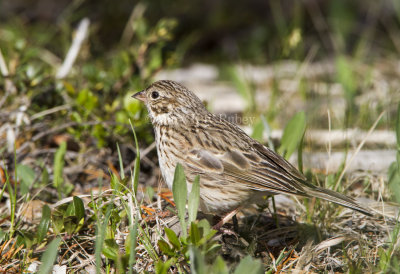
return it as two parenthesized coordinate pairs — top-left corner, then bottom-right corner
(306, 186), (373, 216)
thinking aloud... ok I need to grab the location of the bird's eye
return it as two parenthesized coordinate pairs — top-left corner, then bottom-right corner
(151, 91), (160, 99)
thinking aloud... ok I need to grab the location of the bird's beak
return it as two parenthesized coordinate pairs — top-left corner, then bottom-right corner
(132, 90), (146, 102)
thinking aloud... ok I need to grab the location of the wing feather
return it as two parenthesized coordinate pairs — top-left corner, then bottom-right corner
(186, 147), (305, 195)
(182, 121), (372, 216)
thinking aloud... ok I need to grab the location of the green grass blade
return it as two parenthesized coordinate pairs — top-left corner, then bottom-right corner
(336, 55), (356, 103)
(38, 237), (62, 274)
(251, 119), (264, 143)
(133, 155), (140, 196)
(129, 119), (140, 195)
(278, 111), (306, 160)
(297, 131), (305, 173)
(188, 175), (200, 224)
(138, 225), (159, 260)
(172, 163), (187, 237)
(37, 205), (51, 244)
(396, 102), (400, 171)
(95, 205), (112, 273)
(127, 214), (139, 273)
(53, 141), (67, 195)
(116, 143), (125, 180)
(5, 164), (16, 236)
(260, 115), (275, 151)
(224, 65), (255, 111)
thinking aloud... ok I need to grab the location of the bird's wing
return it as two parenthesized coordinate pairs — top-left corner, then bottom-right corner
(251, 142), (307, 182)
(184, 145), (372, 216)
(184, 146), (307, 195)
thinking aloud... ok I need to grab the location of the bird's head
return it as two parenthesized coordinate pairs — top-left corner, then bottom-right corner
(132, 80), (207, 126)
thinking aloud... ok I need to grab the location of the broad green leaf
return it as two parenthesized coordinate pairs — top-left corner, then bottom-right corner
(233, 255), (263, 274)
(146, 186), (155, 202)
(16, 164), (35, 195)
(65, 204), (75, 216)
(278, 111), (306, 160)
(197, 219), (216, 241)
(251, 119), (264, 142)
(38, 237), (61, 274)
(158, 239), (175, 256)
(388, 162), (400, 203)
(102, 239), (119, 261)
(188, 175), (200, 224)
(155, 258), (174, 274)
(204, 230), (218, 242)
(73, 196), (85, 221)
(164, 227), (181, 250)
(172, 163), (187, 236)
(206, 243), (221, 254)
(189, 222), (201, 245)
(53, 141), (67, 190)
(51, 214), (65, 235)
(64, 216), (78, 235)
(41, 168), (49, 186)
(37, 205), (51, 244)
(18, 231), (34, 249)
(65, 197), (84, 221)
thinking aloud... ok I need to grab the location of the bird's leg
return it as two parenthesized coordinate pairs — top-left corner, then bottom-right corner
(232, 215), (239, 232)
(212, 206), (242, 230)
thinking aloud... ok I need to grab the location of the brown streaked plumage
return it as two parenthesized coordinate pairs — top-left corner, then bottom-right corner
(132, 80), (372, 216)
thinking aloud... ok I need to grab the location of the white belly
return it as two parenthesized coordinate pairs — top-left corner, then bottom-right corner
(155, 127), (179, 191)
(157, 145), (175, 190)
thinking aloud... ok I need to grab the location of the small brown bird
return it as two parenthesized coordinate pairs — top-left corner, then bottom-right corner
(132, 80), (372, 218)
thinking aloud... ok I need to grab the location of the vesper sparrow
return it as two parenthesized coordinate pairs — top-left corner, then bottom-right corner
(132, 80), (372, 217)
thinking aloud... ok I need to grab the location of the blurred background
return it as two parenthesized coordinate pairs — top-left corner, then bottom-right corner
(1, 1), (400, 272)
(2, 0), (400, 61)
(1, 0), (399, 191)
